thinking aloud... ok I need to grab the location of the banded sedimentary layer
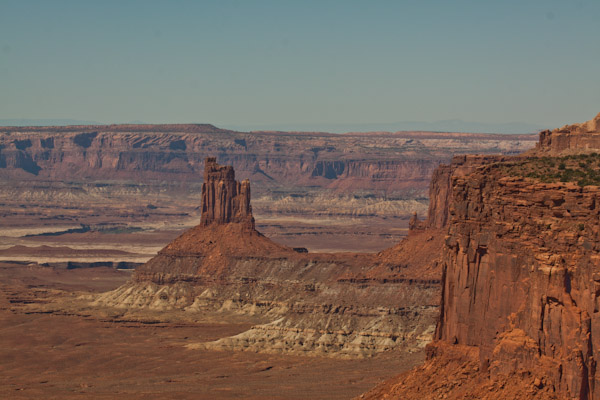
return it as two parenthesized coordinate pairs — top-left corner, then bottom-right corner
(95, 158), (444, 358)
(0, 124), (536, 196)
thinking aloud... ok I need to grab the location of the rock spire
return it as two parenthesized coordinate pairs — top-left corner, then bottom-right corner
(200, 157), (255, 230)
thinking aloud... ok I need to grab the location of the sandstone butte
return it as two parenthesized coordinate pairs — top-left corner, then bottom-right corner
(95, 155), (445, 359)
(361, 112), (600, 400)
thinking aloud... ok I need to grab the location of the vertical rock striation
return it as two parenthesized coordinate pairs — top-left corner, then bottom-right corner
(424, 155), (510, 230)
(200, 157), (254, 230)
(425, 164), (452, 229)
(361, 112), (600, 399)
(436, 161), (600, 398)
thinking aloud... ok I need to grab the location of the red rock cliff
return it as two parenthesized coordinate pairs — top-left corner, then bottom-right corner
(200, 157), (254, 230)
(362, 113), (600, 400)
(537, 112), (600, 154)
(434, 156), (600, 398)
(362, 156), (600, 400)
(424, 155), (511, 230)
(425, 164), (452, 229)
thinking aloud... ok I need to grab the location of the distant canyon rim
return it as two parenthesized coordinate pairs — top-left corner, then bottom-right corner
(0, 124), (536, 262)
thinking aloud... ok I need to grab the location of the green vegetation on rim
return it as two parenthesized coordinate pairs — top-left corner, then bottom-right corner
(499, 153), (600, 187)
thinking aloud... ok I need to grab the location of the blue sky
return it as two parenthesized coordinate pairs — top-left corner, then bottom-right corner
(0, 0), (599, 132)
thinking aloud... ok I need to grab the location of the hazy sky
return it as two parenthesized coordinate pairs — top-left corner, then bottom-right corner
(1, 0), (599, 131)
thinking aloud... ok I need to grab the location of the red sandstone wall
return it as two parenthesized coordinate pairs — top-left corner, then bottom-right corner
(436, 159), (600, 399)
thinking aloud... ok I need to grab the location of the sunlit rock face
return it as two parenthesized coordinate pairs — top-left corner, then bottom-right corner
(537, 112), (600, 154)
(437, 155), (600, 398)
(362, 112), (600, 400)
(200, 157), (254, 230)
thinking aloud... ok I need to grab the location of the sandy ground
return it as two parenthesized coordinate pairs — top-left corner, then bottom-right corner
(0, 213), (409, 266)
(0, 262), (423, 399)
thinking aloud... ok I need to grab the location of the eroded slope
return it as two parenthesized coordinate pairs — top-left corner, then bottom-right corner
(95, 158), (444, 358)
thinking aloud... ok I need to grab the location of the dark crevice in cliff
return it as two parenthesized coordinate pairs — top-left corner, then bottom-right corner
(169, 140), (187, 151)
(73, 132), (98, 148)
(435, 263), (447, 341)
(581, 356), (590, 400)
(14, 139), (32, 150)
(564, 270), (572, 294)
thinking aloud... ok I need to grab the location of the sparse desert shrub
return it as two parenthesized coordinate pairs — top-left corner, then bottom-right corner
(501, 155), (600, 187)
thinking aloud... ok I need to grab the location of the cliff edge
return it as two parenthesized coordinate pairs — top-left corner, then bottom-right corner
(362, 111), (600, 399)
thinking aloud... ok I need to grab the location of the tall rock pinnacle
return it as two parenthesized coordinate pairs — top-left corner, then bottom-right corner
(200, 157), (255, 230)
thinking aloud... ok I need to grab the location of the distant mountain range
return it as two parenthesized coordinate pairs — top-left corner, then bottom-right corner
(0, 118), (550, 134)
(225, 120), (551, 135)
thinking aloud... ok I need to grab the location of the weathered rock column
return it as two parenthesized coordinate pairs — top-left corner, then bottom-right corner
(200, 157), (255, 230)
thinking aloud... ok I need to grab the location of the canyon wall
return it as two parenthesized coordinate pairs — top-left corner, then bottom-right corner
(362, 112), (600, 399)
(423, 154), (511, 229)
(0, 124), (537, 253)
(0, 124), (536, 197)
(424, 164), (452, 229)
(436, 157), (600, 398)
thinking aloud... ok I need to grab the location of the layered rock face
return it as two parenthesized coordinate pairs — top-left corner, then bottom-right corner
(97, 158), (443, 358)
(423, 154), (511, 230)
(437, 158), (600, 398)
(362, 112), (600, 399)
(537, 112), (600, 154)
(0, 124), (536, 197)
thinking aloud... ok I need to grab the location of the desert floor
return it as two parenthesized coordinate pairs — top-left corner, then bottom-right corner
(0, 261), (422, 399)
